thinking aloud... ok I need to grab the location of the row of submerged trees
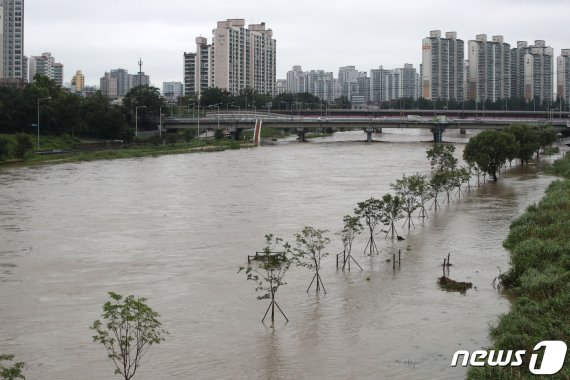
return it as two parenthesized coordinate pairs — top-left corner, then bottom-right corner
(240, 124), (560, 324)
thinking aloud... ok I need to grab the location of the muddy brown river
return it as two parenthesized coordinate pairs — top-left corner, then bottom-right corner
(0, 129), (557, 379)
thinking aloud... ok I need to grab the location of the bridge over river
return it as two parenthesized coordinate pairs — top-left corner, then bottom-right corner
(163, 112), (570, 142)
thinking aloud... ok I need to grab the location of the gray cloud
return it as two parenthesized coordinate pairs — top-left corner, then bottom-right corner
(25, 0), (569, 87)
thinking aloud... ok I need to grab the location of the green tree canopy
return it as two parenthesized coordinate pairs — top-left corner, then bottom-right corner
(91, 292), (168, 380)
(463, 130), (518, 182)
(505, 125), (540, 165)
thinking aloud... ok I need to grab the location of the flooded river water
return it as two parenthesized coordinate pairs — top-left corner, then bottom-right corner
(0, 129), (557, 379)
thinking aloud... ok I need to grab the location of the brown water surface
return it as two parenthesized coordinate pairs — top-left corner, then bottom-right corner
(0, 129), (557, 379)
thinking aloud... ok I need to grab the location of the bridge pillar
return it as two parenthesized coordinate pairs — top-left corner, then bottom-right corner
(460, 128), (466, 135)
(296, 128), (306, 142)
(375, 128), (383, 133)
(431, 126), (444, 143)
(365, 127), (374, 142)
(229, 126), (242, 141)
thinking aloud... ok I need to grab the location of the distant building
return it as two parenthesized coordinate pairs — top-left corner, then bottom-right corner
(421, 30), (465, 101)
(275, 79), (287, 95)
(370, 66), (388, 102)
(185, 19), (276, 97)
(183, 51), (196, 95)
(82, 85), (98, 97)
(511, 41), (530, 99)
(557, 49), (570, 104)
(1, 0), (25, 80)
(100, 72), (118, 98)
(110, 68), (132, 96)
(71, 70), (85, 93)
(131, 71), (150, 88)
(524, 40), (554, 102)
(467, 34), (511, 102)
(29, 52), (64, 86)
(305, 70), (339, 103)
(286, 65), (305, 93)
(163, 81), (183, 103)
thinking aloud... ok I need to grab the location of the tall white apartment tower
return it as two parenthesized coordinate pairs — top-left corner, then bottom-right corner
(286, 65), (305, 93)
(185, 19), (276, 97)
(524, 40), (554, 102)
(421, 30), (464, 101)
(467, 34), (511, 102)
(511, 41), (529, 99)
(557, 49), (570, 106)
(248, 22), (276, 95)
(2, 0), (24, 79)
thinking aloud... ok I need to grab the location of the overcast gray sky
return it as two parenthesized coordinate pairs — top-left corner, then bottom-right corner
(26, 0), (569, 88)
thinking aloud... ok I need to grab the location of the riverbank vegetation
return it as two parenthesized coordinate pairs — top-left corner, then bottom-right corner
(467, 153), (570, 379)
(464, 125), (557, 182)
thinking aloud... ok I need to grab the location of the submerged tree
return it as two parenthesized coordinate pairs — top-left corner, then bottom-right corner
(426, 144), (458, 172)
(392, 174), (423, 228)
(429, 171), (447, 211)
(0, 354), (25, 380)
(90, 292), (168, 380)
(337, 215), (363, 271)
(381, 193), (404, 238)
(463, 130), (518, 182)
(505, 124), (540, 165)
(292, 227), (330, 293)
(354, 197), (384, 255)
(239, 234), (291, 324)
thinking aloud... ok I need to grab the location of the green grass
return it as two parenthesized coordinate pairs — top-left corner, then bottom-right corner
(467, 153), (570, 379)
(0, 134), (253, 167)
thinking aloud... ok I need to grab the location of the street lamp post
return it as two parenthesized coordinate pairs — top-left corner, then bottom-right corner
(209, 104), (220, 137)
(37, 97), (51, 150)
(159, 106), (166, 137)
(135, 106), (147, 138)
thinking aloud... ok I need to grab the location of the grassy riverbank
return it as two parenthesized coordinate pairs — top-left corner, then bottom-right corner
(467, 153), (570, 379)
(0, 134), (253, 167)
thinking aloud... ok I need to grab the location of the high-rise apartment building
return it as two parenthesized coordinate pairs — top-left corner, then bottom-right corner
(467, 34), (511, 102)
(183, 52), (196, 95)
(110, 68), (132, 97)
(286, 65), (305, 93)
(1, 0), (24, 80)
(184, 19), (276, 97)
(29, 52), (64, 86)
(100, 72), (118, 98)
(131, 71), (150, 88)
(511, 41), (529, 99)
(421, 30), (464, 101)
(557, 49), (570, 105)
(524, 40), (554, 102)
(305, 70), (339, 103)
(71, 70), (85, 93)
(370, 66), (387, 103)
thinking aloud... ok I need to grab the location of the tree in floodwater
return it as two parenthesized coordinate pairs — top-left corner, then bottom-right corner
(90, 292), (168, 380)
(0, 354), (25, 380)
(391, 174), (423, 228)
(381, 193), (404, 238)
(505, 124), (540, 165)
(337, 215), (364, 271)
(354, 197), (384, 255)
(239, 234), (291, 324)
(429, 171), (447, 211)
(292, 227), (330, 293)
(463, 130), (518, 182)
(426, 144), (458, 172)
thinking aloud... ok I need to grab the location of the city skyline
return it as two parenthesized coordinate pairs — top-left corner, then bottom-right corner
(25, 0), (569, 87)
